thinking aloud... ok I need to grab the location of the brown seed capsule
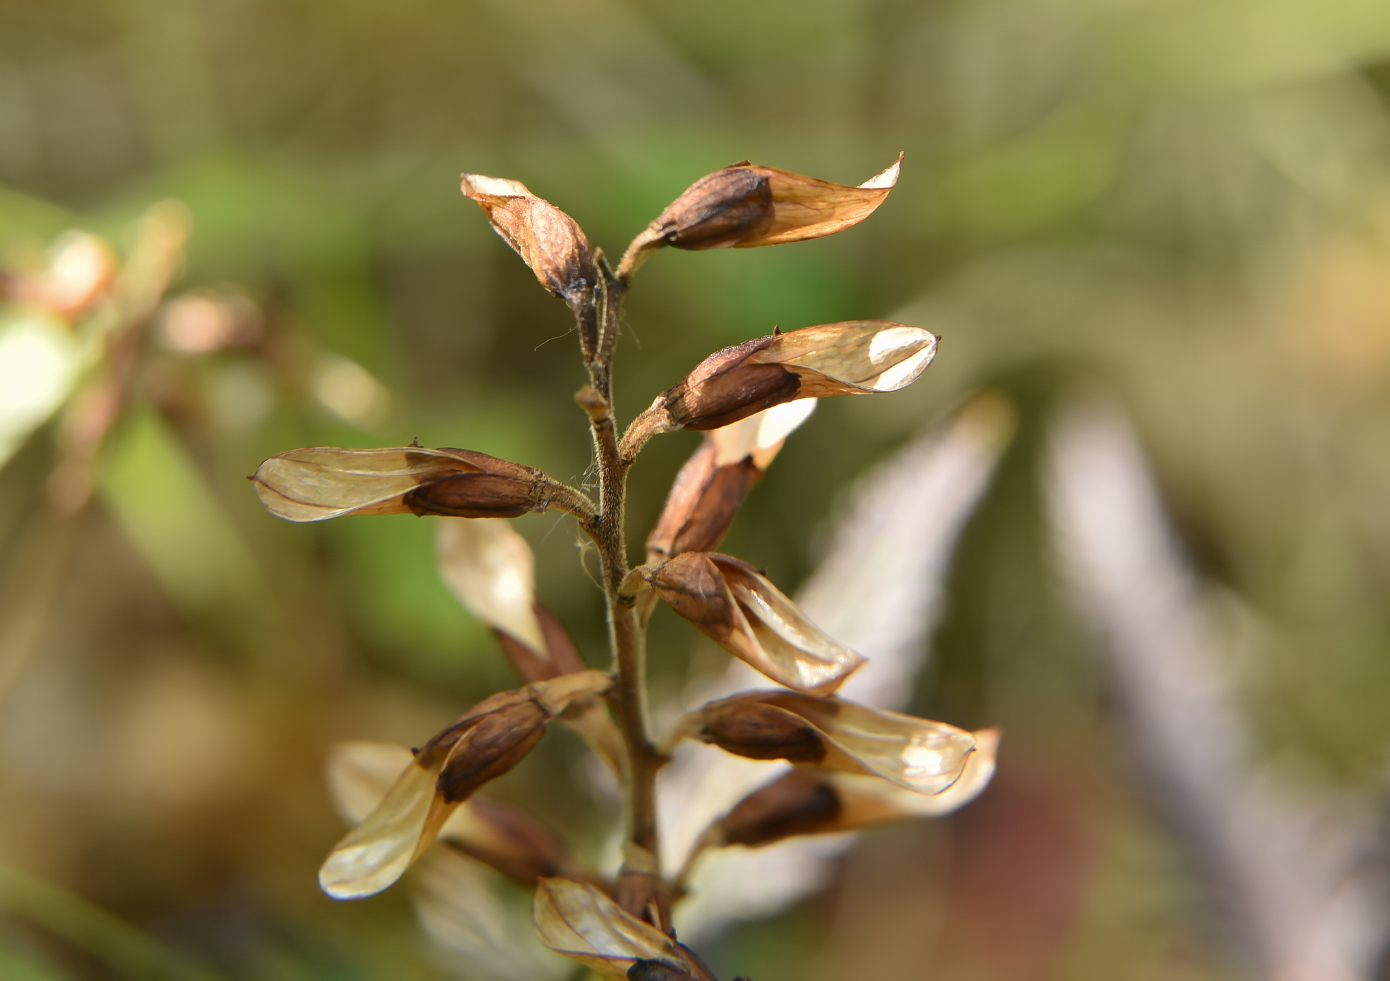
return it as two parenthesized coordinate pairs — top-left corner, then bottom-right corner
(618, 154), (903, 277)
(644, 321), (937, 436)
(318, 671), (610, 900)
(716, 769), (843, 847)
(682, 690), (977, 796)
(646, 441), (762, 562)
(252, 445), (583, 522)
(461, 175), (598, 310)
(426, 692), (549, 803)
(699, 701), (828, 764)
(644, 553), (865, 693)
(446, 797), (572, 884)
(628, 960), (693, 981)
(646, 402), (817, 563)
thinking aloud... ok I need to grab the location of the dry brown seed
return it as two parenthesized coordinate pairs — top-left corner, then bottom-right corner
(461, 174), (598, 311)
(698, 701), (828, 764)
(628, 960), (694, 981)
(688, 690), (977, 796)
(646, 401), (818, 562)
(619, 154), (902, 277)
(651, 321), (936, 435)
(644, 553), (865, 693)
(646, 441), (761, 562)
(715, 770), (843, 848)
(318, 671), (609, 899)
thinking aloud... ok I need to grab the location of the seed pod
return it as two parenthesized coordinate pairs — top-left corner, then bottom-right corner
(649, 321), (937, 433)
(318, 671), (610, 900)
(646, 402), (816, 563)
(684, 690), (976, 796)
(710, 728), (1000, 847)
(253, 445), (567, 522)
(461, 174), (598, 312)
(533, 878), (682, 978)
(643, 552), (865, 694)
(619, 153), (902, 276)
(323, 741), (600, 887)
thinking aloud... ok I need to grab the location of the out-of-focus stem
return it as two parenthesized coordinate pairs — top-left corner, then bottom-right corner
(578, 267), (669, 929)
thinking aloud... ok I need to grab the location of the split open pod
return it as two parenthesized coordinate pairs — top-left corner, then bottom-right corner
(641, 552), (866, 694)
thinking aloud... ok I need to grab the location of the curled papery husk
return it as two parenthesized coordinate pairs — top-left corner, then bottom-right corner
(619, 154), (902, 275)
(710, 728), (999, 848)
(653, 321), (937, 432)
(437, 517), (547, 656)
(253, 445), (553, 522)
(684, 690), (976, 795)
(318, 671), (610, 899)
(533, 879), (715, 980)
(646, 402), (816, 563)
(461, 174), (598, 310)
(643, 553), (865, 694)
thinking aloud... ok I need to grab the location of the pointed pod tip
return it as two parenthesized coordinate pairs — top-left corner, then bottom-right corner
(859, 152), (904, 190)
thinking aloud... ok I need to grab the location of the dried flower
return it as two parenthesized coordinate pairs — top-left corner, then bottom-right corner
(619, 154), (902, 276)
(533, 878), (716, 980)
(461, 174), (599, 312)
(319, 671), (610, 899)
(710, 727), (999, 848)
(682, 690), (976, 795)
(646, 401), (815, 563)
(325, 740), (597, 885)
(642, 321), (936, 434)
(642, 552), (865, 693)
(252, 445), (586, 522)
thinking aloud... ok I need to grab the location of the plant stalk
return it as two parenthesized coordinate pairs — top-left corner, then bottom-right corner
(581, 270), (669, 928)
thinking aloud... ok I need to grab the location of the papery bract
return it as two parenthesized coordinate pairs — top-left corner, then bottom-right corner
(437, 517), (547, 655)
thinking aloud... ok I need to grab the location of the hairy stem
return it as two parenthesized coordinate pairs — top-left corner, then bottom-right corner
(580, 270), (669, 927)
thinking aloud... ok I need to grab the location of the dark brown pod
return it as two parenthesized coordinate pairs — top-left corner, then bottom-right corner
(644, 166), (774, 251)
(660, 336), (801, 432)
(460, 174), (598, 309)
(647, 440), (763, 562)
(618, 154), (903, 277)
(716, 770), (842, 847)
(698, 700), (827, 764)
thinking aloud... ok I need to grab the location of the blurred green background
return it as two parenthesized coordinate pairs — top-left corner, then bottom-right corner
(2, 0), (1390, 978)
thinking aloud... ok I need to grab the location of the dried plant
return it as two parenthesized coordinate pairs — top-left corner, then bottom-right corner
(252, 155), (997, 979)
